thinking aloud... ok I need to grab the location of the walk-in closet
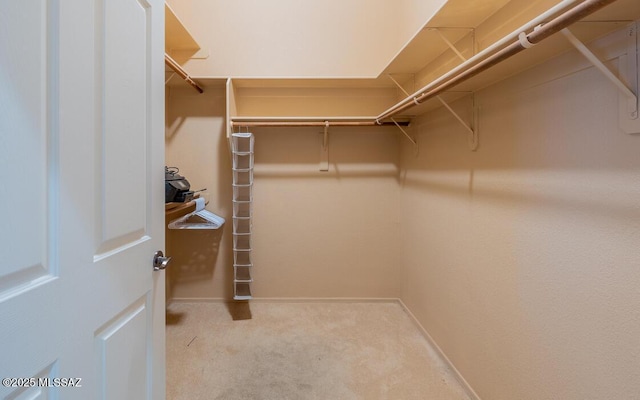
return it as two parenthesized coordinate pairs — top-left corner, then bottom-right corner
(163, 1), (640, 399)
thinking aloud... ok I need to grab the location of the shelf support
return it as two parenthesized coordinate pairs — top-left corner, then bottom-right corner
(561, 28), (637, 119)
(432, 28), (468, 61)
(620, 22), (640, 134)
(436, 94), (478, 151)
(387, 74), (412, 97)
(164, 53), (204, 94)
(390, 117), (417, 148)
(165, 72), (176, 86)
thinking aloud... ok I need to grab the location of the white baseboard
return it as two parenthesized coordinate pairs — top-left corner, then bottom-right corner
(169, 296), (400, 304)
(168, 297), (227, 304)
(396, 298), (482, 400)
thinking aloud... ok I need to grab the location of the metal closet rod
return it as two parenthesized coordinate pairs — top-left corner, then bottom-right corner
(376, 0), (619, 122)
(230, 119), (410, 127)
(165, 53), (204, 94)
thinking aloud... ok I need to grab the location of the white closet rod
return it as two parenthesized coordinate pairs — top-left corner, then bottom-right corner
(165, 53), (204, 94)
(376, 0), (619, 122)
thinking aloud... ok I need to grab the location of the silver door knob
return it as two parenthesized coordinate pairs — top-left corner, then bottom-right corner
(153, 250), (171, 271)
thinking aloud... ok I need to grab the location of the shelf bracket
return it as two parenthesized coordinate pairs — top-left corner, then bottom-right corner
(437, 94), (478, 151)
(387, 74), (412, 97)
(619, 22), (640, 134)
(432, 28), (467, 61)
(427, 27), (475, 60)
(165, 72), (176, 86)
(319, 121), (329, 172)
(390, 117), (417, 149)
(164, 53), (204, 94)
(561, 28), (638, 122)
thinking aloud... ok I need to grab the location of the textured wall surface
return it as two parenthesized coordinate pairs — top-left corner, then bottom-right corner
(399, 30), (640, 400)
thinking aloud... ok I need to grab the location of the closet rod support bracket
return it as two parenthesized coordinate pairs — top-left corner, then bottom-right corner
(390, 118), (417, 148)
(429, 28), (469, 62)
(436, 95), (478, 151)
(561, 28), (637, 121)
(620, 22), (640, 134)
(323, 121), (329, 150)
(387, 74), (413, 97)
(165, 72), (176, 86)
(319, 121), (329, 171)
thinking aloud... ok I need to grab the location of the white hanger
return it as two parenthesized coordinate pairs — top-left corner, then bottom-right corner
(168, 197), (225, 230)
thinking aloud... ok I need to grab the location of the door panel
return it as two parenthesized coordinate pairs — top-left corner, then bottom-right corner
(0, 0), (165, 399)
(4, 365), (56, 400)
(100, 0), (149, 250)
(0, 1), (62, 388)
(95, 296), (149, 400)
(0, 0), (57, 295)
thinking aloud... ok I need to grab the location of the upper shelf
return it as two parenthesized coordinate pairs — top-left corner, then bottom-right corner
(165, 3), (219, 91)
(382, 0), (514, 76)
(385, 0), (640, 83)
(384, 0), (640, 118)
(165, 3), (200, 60)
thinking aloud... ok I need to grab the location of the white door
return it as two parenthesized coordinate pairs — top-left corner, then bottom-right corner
(0, 0), (165, 399)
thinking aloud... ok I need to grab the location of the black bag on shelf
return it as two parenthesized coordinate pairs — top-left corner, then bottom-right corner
(165, 166), (193, 203)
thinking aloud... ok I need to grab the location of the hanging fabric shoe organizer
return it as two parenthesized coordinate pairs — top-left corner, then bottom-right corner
(230, 132), (254, 300)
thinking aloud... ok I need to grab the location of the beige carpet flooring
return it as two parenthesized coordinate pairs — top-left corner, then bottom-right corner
(166, 301), (471, 400)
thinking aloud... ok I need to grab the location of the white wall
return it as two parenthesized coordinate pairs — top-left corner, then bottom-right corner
(166, 0), (446, 77)
(399, 29), (640, 400)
